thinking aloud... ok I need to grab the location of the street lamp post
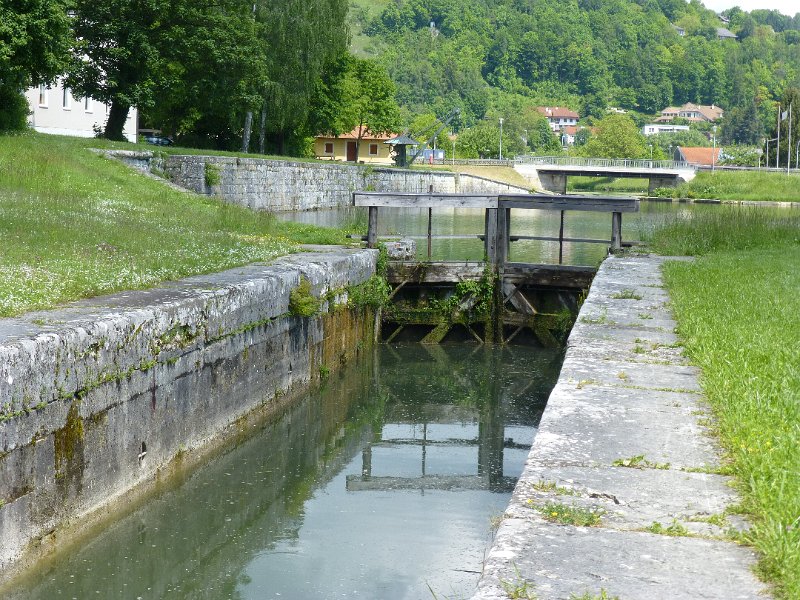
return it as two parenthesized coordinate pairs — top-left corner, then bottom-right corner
(499, 118), (504, 160)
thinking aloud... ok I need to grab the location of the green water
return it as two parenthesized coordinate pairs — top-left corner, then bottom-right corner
(278, 200), (713, 265)
(10, 344), (563, 599)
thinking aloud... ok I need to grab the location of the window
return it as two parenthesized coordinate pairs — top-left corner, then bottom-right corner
(369, 143), (378, 156)
(84, 97), (93, 113)
(324, 142), (334, 154)
(62, 87), (71, 110)
(38, 85), (48, 107)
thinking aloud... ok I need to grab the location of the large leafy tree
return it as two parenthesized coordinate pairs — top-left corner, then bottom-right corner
(69, 0), (265, 142)
(337, 57), (402, 158)
(0, 0), (72, 130)
(580, 114), (650, 159)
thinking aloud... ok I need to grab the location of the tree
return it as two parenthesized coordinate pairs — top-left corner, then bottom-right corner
(580, 114), (649, 158)
(0, 0), (72, 130)
(721, 99), (763, 145)
(768, 87), (800, 167)
(69, 0), (266, 142)
(338, 57), (401, 159)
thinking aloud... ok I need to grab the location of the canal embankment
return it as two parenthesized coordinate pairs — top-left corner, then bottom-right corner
(473, 255), (769, 599)
(0, 247), (377, 582)
(106, 150), (533, 211)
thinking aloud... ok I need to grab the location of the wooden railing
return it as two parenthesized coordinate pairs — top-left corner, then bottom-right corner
(352, 192), (639, 265)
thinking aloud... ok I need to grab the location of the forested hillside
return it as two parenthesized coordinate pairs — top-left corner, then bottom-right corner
(351, 0), (800, 141)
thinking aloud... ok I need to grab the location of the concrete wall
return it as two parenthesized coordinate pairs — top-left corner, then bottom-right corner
(161, 155), (532, 212)
(0, 248), (377, 581)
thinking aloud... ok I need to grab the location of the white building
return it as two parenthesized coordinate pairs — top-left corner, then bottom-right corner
(25, 78), (138, 142)
(642, 124), (691, 136)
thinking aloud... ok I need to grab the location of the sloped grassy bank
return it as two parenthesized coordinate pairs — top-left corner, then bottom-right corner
(645, 207), (800, 599)
(0, 133), (353, 317)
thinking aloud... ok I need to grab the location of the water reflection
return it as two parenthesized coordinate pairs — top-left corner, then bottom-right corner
(277, 201), (730, 265)
(9, 345), (562, 600)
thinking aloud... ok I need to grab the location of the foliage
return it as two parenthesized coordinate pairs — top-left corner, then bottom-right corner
(335, 56), (402, 157)
(661, 243), (800, 598)
(204, 162), (221, 187)
(579, 114), (650, 159)
(291, 277), (322, 318)
(536, 502), (604, 527)
(348, 275), (390, 308)
(645, 520), (690, 537)
(766, 87), (800, 167)
(0, 0), (72, 129)
(642, 205), (800, 256)
(0, 133), (348, 316)
(661, 171), (800, 201)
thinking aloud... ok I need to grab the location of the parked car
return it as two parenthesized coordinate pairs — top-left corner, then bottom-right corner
(143, 135), (173, 146)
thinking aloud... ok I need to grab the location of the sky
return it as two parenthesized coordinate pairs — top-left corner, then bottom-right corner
(702, 0), (797, 16)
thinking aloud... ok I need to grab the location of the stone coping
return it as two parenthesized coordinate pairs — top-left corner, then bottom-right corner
(472, 255), (769, 600)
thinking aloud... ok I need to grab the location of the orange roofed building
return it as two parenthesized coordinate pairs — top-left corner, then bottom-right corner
(314, 126), (396, 164)
(675, 146), (722, 166)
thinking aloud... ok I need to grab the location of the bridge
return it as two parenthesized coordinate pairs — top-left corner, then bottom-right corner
(514, 156), (697, 194)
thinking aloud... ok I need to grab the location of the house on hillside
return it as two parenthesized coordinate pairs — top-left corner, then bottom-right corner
(675, 146), (722, 167)
(656, 103), (724, 123)
(536, 106), (579, 132)
(314, 127), (396, 163)
(716, 27), (738, 41)
(672, 24), (686, 36)
(25, 78), (138, 142)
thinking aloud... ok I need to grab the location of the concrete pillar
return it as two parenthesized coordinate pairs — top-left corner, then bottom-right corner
(538, 172), (567, 194)
(648, 175), (678, 195)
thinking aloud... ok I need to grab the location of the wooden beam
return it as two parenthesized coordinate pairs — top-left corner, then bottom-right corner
(354, 192), (498, 208)
(499, 194), (639, 212)
(367, 206), (378, 248)
(611, 211), (622, 251)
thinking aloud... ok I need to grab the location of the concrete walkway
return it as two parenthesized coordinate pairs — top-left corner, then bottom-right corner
(473, 256), (769, 600)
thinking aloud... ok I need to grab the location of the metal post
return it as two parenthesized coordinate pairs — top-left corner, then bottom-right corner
(427, 208), (432, 259)
(558, 210), (565, 265)
(611, 212), (622, 252)
(367, 206), (378, 249)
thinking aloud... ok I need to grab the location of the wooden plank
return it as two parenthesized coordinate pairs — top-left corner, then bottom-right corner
(499, 194), (639, 212)
(386, 262), (485, 284)
(367, 206), (378, 248)
(354, 192), (499, 208)
(611, 211), (622, 251)
(345, 475), (516, 492)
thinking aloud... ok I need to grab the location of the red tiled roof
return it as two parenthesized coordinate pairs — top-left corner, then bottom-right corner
(536, 106), (579, 119)
(678, 146), (721, 166)
(316, 126), (396, 141)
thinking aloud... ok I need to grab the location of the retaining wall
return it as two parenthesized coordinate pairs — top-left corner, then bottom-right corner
(0, 248), (377, 581)
(161, 155), (531, 211)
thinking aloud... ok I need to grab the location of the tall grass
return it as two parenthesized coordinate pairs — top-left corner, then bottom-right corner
(567, 176), (649, 194)
(662, 170), (800, 202)
(0, 133), (350, 316)
(648, 208), (800, 598)
(642, 205), (800, 255)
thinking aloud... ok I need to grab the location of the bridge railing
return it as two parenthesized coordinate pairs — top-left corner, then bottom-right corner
(515, 155), (692, 170)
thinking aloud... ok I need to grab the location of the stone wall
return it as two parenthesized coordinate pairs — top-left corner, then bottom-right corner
(162, 155), (532, 211)
(0, 248), (377, 581)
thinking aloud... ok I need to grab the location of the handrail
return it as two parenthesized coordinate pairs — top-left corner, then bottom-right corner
(515, 155), (693, 170)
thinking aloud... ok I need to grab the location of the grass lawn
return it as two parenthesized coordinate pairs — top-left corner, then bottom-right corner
(567, 176), (649, 194)
(429, 164), (534, 190)
(0, 133), (355, 317)
(645, 207), (800, 598)
(660, 170), (800, 201)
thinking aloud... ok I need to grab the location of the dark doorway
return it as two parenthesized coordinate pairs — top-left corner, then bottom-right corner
(347, 141), (357, 162)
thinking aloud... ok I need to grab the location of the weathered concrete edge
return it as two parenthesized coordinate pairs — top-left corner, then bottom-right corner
(0, 247), (377, 580)
(472, 255), (770, 600)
